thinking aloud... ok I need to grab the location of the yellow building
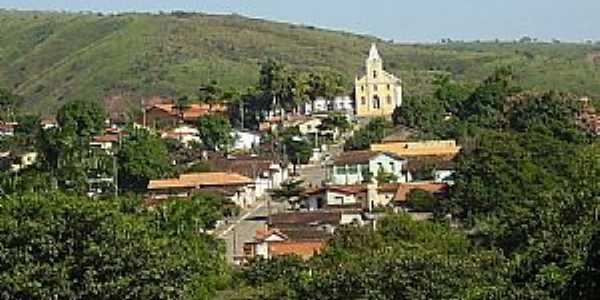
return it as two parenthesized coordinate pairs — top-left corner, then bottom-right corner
(355, 44), (403, 117)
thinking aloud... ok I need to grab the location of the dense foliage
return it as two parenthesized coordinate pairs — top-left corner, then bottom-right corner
(0, 192), (228, 299)
(344, 117), (391, 150)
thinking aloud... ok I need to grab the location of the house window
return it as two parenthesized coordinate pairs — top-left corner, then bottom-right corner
(348, 165), (358, 175)
(336, 166), (346, 175)
(377, 162), (383, 170)
(373, 95), (381, 109)
(361, 97), (366, 105)
(390, 162), (395, 172)
(335, 196), (345, 205)
(387, 95), (393, 105)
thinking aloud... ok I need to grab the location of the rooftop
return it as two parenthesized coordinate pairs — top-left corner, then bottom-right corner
(371, 140), (461, 157)
(147, 172), (254, 190)
(333, 150), (404, 166)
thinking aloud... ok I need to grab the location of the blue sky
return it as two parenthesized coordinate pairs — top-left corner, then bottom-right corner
(1, 0), (599, 42)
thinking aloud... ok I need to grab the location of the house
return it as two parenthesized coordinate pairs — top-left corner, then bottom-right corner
(355, 44), (403, 117)
(329, 150), (409, 185)
(243, 228), (331, 260)
(90, 134), (120, 153)
(371, 140), (461, 158)
(304, 182), (449, 211)
(298, 96), (355, 116)
(231, 130), (261, 151)
(161, 125), (201, 147)
(205, 155), (289, 199)
(147, 172), (257, 208)
(0, 122), (16, 137)
(142, 102), (228, 128)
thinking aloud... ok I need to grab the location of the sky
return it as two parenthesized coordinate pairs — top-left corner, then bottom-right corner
(1, 0), (599, 42)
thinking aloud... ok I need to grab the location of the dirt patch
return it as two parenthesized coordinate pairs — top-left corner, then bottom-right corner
(585, 52), (600, 65)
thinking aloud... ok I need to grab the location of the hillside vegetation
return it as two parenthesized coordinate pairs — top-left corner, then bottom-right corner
(1, 10), (600, 114)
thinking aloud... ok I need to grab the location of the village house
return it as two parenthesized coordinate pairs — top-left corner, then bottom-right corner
(305, 182), (449, 212)
(141, 102), (228, 128)
(205, 155), (289, 199)
(231, 130), (261, 152)
(0, 122), (17, 138)
(147, 172), (257, 208)
(329, 150), (409, 185)
(355, 44), (403, 117)
(243, 228), (331, 261)
(161, 125), (201, 147)
(298, 96), (355, 116)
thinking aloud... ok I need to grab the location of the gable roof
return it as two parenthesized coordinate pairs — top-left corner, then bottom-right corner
(148, 172), (253, 190)
(270, 211), (342, 227)
(371, 140), (461, 157)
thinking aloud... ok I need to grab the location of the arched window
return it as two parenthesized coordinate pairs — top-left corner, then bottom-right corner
(387, 95), (393, 105)
(361, 85), (365, 92)
(373, 70), (378, 78)
(373, 84), (378, 91)
(387, 84), (391, 90)
(373, 95), (381, 109)
(361, 96), (366, 105)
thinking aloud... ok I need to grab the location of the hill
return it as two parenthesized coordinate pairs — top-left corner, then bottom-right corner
(1, 10), (600, 115)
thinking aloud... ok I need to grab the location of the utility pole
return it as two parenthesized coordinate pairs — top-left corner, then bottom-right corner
(113, 154), (118, 198)
(240, 98), (245, 130)
(232, 227), (237, 261)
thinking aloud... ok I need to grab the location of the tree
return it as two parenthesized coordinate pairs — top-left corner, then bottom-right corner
(196, 115), (233, 151)
(344, 117), (391, 150)
(406, 189), (437, 212)
(0, 192), (227, 299)
(280, 128), (312, 172)
(270, 179), (306, 209)
(318, 112), (351, 136)
(118, 131), (173, 192)
(0, 88), (20, 121)
(56, 99), (106, 137)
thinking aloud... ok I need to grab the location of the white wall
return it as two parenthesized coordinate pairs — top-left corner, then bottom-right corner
(369, 154), (408, 183)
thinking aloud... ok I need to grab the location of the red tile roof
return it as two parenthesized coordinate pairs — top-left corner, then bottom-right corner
(269, 241), (325, 259)
(148, 172), (253, 190)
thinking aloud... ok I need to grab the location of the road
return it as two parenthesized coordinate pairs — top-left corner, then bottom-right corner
(216, 199), (285, 263)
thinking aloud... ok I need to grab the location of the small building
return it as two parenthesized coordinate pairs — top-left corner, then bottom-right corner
(0, 122), (16, 137)
(206, 155), (289, 199)
(243, 228), (331, 260)
(142, 103), (228, 128)
(231, 130), (261, 152)
(147, 172), (256, 208)
(161, 125), (201, 147)
(90, 134), (120, 153)
(329, 150), (409, 185)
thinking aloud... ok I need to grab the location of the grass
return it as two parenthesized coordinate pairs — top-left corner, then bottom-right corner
(0, 10), (599, 115)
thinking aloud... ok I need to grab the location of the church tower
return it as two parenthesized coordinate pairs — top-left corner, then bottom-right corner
(354, 44), (403, 117)
(366, 44), (383, 81)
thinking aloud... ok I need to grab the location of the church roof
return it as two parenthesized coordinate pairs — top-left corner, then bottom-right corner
(368, 43), (381, 60)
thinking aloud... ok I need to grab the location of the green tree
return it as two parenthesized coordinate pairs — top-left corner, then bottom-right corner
(56, 99), (106, 137)
(118, 131), (173, 192)
(344, 117), (391, 150)
(197, 115), (233, 151)
(406, 189), (437, 212)
(0, 192), (228, 299)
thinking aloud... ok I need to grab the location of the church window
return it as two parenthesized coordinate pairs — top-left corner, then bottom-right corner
(361, 85), (365, 92)
(374, 85), (378, 91)
(373, 95), (381, 109)
(373, 70), (378, 78)
(387, 84), (391, 90)
(361, 97), (366, 105)
(387, 95), (393, 105)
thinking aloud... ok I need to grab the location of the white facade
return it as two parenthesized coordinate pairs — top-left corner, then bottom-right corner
(331, 153), (408, 185)
(231, 130), (261, 151)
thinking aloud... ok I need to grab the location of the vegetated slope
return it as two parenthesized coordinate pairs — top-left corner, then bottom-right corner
(1, 10), (599, 115)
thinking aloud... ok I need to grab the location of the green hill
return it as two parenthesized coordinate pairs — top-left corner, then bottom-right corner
(1, 10), (600, 115)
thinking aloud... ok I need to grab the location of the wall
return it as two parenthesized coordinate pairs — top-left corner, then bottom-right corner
(369, 154), (407, 183)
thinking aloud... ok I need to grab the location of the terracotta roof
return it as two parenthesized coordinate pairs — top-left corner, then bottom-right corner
(269, 241), (325, 259)
(179, 172), (254, 186)
(148, 172), (253, 190)
(148, 179), (196, 190)
(92, 134), (119, 143)
(270, 211), (342, 227)
(371, 141), (461, 157)
(393, 182), (449, 203)
(333, 150), (381, 166)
